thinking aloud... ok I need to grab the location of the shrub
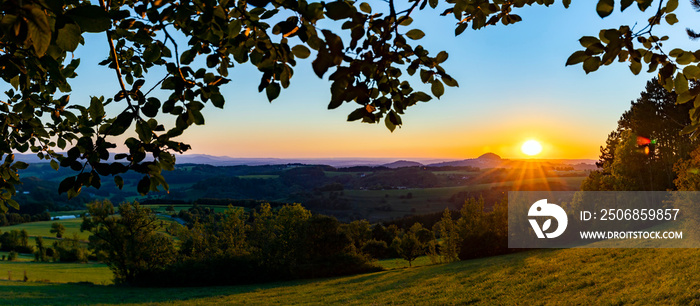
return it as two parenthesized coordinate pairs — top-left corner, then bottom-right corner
(361, 239), (391, 259)
(53, 235), (88, 263)
(50, 222), (66, 238)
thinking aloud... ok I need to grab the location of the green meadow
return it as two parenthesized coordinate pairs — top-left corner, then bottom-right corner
(0, 262), (111, 285)
(1, 248), (699, 305)
(338, 176), (585, 219)
(0, 219), (89, 241)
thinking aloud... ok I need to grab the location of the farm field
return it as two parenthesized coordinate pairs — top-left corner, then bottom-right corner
(337, 176), (585, 220)
(0, 262), (111, 285)
(1, 248), (699, 305)
(0, 219), (89, 241)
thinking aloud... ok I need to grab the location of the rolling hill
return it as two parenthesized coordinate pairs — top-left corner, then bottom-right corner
(1, 248), (698, 305)
(429, 153), (597, 170)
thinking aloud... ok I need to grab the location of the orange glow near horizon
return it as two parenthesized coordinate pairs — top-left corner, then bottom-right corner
(179, 131), (599, 160)
(177, 109), (605, 160)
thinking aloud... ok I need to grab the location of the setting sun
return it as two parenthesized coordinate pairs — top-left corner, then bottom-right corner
(521, 140), (543, 156)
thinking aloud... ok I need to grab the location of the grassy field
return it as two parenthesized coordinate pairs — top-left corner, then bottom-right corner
(339, 176), (586, 220)
(0, 219), (89, 241)
(377, 255), (434, 270)
(0, 262), (111, 285)
(0, 255), (419, 287)
(1, 248), (699, 305)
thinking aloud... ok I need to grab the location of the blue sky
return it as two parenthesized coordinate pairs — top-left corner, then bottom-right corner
(63, 0), (699, 160)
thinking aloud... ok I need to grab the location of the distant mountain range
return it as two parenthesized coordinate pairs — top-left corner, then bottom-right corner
(426, 153), (597, 170)
(174, 155), (453, 167)
(10, 152), (597, 169)
(381, 160), (424, 168)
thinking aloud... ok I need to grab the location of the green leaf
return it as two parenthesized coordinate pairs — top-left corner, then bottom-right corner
(680, 123), (699, 134)
(563, 0), (571, 8)
(420, 69), (432, 83)
(359, 2), (371, 13)
(405, 29), (425, 40)
(13, 161), (28, 170)
(6, 199), (19, 210)
(56, 23), (81, 52)
(114, 175), (124, 190)
(677, 52), (696, 65)
(596, 0), (614, 18)
(565, 51), (587, 66)
(385, 111), (402, 132)
(328, 98), (343, 110)
(25, 5), (51, 57)
(630, 61), (642, 75)
(455, 23), (468, 36)
(58, 177), (75, 194)
(675, 73), (689, 94)
(142, 97), (160, 117)
(347, 108), (367, 121)
(67, 5), (111, 33)
(669, 48), (684, 57)
(206, 54), (219, 68)
(665, 13), (678, 25)
(431, 80), (444, 99)
(137, 176), (150, 195)
(442, 75), (459, 87)
(677, 92), (694, 104)
(291, 45), (311, 59)
(136, 120), (153, 142)
(683, 65), (700, 80)
(413, 92), (432, 102)
(665, 0), (679, 12)
(50, 160), (59, 171)
(579, 36), (599, 48)
(143, 44), (161, 63)
(399, 17), (413, 26)
(638, 1), (654, 11)
(325, 1), (355, 20)
(266, 82), (281, 102)
(385, 114), (396, 132)
(210, 93), (225, 108)
(583, 57), (601, 74)
(109, 112), (134, 135)
(190, 109), (205, 125)
(89, 97), (105, 121)
(620, 0), (634, 11)
(429, 0), (438, 9)
(435, 51), (448, 63)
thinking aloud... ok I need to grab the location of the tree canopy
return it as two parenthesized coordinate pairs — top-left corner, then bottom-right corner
(582, 78), (699, 191)
(0, 0), (698, 208)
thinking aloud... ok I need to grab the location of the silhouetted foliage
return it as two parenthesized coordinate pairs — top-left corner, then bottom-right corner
(52, 234), (88, 263)
(86, 201), (379, 286)
(82, 200), (176, 284)
(361, 239), (391, 259)
(50, 222), (66, 238)
(456, 198), (510, 260)
(34, 236), (47, 262)
(583, 79), (699, 191)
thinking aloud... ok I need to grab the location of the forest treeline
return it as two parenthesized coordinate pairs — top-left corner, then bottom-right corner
(582, 79), (700, 192)
(24, 196), (509, 286)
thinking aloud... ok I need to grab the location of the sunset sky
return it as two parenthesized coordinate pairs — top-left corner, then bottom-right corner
(64, 1), (699, 160)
